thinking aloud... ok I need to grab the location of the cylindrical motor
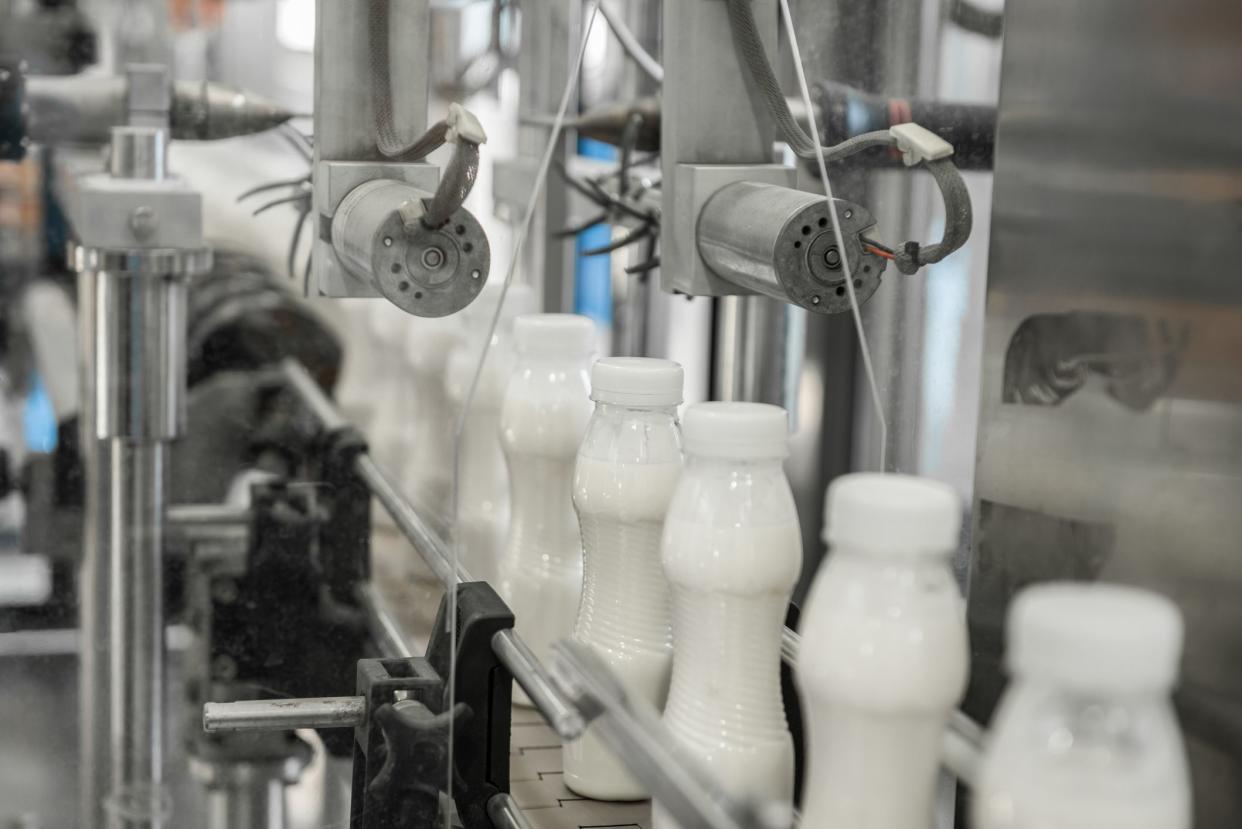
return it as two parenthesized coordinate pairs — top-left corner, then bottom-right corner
(331, 178), (491, 318)
(697, 181), (887, 315)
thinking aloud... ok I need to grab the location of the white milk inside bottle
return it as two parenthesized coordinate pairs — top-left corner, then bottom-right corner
(564, 357), (684, 800)
(974, 583), (1190, 829)
(797, 473), (968, 829)
(401, 314), (461, 518)
(655, 402), (801, 827)
(498, 313), (594, 706)
(445, 284), (534, 584)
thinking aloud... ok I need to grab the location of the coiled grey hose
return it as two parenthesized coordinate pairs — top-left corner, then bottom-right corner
(368, 0), (482, 228)
(724, 0), (973, 273)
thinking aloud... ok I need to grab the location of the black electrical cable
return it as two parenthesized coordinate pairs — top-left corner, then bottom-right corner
(948, 0), (1004, 38)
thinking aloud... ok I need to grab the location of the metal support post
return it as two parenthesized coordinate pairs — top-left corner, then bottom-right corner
(510, 0), (580, 311)
(67, 88), (211, 824)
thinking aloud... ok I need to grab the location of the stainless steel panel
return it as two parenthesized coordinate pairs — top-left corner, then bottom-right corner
(969, 0), (1242, 822)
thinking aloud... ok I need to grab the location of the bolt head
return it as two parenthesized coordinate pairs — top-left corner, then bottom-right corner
(211, 578), (239, 605)
(211, 655), (238, 681)
(420, 247), (446, 270)
(129, 206), (158, 240)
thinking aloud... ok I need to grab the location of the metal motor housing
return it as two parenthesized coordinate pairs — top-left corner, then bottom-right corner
(697, 181), (887, 315)
(330, 178), (490, 319)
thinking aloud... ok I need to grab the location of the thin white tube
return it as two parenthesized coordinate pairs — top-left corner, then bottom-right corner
(446, 3), (603, 822)
(776, 0), (889, 472)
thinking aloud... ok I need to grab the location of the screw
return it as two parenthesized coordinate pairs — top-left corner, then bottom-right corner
(129, 206), (157, 240)
(420, 247), (445, 269)
(212, 655), (238, 681)
(811, 295), (822, 305)
(211, 578), (239, 605)
(383, 236), (393, 247)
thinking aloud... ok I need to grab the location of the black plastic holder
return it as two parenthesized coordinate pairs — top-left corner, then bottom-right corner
(351, 581), (515, 829)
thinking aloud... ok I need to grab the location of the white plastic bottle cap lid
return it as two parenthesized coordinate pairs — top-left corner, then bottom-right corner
(1008, 582), (1184, 693)
(823, 473), (960, 555)
(590, 357), (684, 407)
(513, 313), (595, 357)
(682, 402), (789, 460)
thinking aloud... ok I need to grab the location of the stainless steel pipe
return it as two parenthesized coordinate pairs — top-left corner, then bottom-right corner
(106, 441), (168, 827)
(203, 697), (368, 734)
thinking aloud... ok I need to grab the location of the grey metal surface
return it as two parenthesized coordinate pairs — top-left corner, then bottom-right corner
(514, 0), (580, 312)
(660, 0), (777, 299)
(203, 698), (368, 734)
(312, 0), (427, 163)
(69, 124), (205, 829)
(88, 271), (187, 442)
(848, 0), (939, 475)
(312, 0), (438, 301)
(110, 125), (166, 181)
(968, 0), (1242, 823)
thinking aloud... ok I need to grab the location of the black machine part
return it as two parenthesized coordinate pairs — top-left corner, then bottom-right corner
(0, 56), (25, 161)
(351, 582), (515, 829)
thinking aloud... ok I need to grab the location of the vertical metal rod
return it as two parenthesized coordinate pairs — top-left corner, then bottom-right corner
(203, 777), (286, 829)
(108, 440), (167, 828)
(517, 0), (581, 311)
(79, 266), (112, 829)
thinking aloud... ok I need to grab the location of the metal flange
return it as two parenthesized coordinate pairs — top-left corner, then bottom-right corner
(330, 178), (490, 317)
(68, 244), (213, 277)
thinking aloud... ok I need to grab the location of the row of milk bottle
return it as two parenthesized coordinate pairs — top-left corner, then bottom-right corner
(372, 307), (1192, 829)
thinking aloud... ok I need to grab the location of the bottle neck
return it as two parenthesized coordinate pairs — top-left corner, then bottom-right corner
(832, 543), (953, 566)
(593, 401), (679, 420)
(517, 349), (591, 367)
(684, 453), (786, 473)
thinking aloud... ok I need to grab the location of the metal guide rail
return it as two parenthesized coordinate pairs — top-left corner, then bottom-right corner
(202, 358), (984, 829)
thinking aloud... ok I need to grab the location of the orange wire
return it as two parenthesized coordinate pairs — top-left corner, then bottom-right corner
(865, 244), (896, 260)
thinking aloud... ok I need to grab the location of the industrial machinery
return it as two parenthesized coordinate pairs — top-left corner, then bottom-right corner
(0, 0), (1238, 828)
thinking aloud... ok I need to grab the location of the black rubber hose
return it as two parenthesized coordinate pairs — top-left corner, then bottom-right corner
(948, 0), (1004, 38)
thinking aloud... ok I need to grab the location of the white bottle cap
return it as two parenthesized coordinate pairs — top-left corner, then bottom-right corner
(514, 313), (595, 358)
(823, 473), (960, 555)
(590, 357), (684, 407)
(682, 402), (789, 460)
(1008, 582), (1183, 693)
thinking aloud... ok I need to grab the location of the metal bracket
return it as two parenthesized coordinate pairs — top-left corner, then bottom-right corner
(666, 163), (796, 297)
(313, 160), (440, 298)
